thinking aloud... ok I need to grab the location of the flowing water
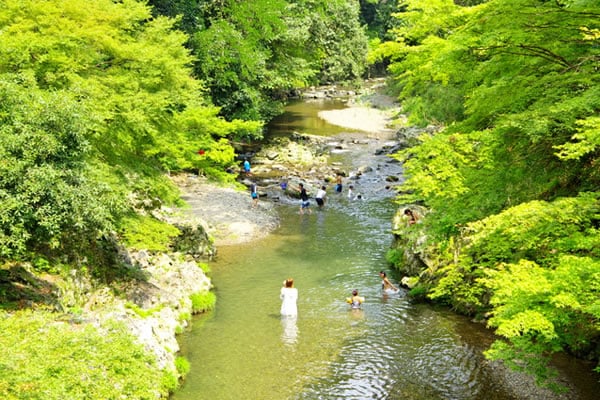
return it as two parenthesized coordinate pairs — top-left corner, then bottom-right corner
(173, 99), (600, 400)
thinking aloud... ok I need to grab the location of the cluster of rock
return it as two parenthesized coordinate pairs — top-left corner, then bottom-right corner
(388, 126), (441, 289)
(46, 221), (215, 380)
(301, 85), (357, 100)
(11, 210), (213, 392)
(238, 132), (404, 204)
(391, 205), (430, 289)
(83, 248), (212, 371)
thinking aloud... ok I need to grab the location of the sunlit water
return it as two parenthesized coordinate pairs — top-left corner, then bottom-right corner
(172, 99), (600, 400)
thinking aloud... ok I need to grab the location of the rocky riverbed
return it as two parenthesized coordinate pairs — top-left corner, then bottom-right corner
(171, 85), (408, 246)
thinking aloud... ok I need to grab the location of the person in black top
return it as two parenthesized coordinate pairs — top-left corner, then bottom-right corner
(298, 183), (311, 214)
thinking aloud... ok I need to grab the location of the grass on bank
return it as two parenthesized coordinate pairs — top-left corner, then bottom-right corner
(0, 309), (177, 400)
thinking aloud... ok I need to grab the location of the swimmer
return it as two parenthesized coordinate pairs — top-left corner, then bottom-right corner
(346, 289), (365, 309)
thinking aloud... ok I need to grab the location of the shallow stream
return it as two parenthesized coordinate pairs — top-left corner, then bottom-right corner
(172, 99), (599, 400)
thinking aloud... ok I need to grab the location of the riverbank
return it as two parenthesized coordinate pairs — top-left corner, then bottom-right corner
(170, 174), (279, 246)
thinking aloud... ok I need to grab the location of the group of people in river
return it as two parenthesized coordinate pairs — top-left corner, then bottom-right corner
(247, 169), (370, 214)
(242, 163), (404, 316)
(279, 271), (400, 318)
(296, 175), (366, 214)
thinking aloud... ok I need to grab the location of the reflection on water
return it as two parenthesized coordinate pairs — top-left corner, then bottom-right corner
(281, 316), (298, 346)
(267, 99), (362, 137)
(174, 198), (600, 400)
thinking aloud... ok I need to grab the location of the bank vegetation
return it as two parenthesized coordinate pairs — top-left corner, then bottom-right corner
(378, 0), (600, 390)
(0, 0), (371, 398)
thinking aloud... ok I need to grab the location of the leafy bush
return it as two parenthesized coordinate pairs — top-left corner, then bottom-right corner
(119, 214), (181, 252)
(190, 291), (216, 314)
(175, 356), (191, 377)
(125, 302), (164, 318)
(0, 310), (171, 400)
(0, 0), (264, 265)
(197, 262), (211, 274)
(381, 0), (600, 384)
(408, 285), (428, 299)
(0, 80), (116, 261)
(484, 256), (600, 388)
(414, 193), (600, 384)
(427, 193), (600, 307)
(385, 248), (404, 266)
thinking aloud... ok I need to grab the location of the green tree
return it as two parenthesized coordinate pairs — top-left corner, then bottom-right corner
(359, 0), (406, 41)
(157, 0), (368, 121)
(300, 0), (369, 84)
(191, 0), (307, 120)
(0, 0), (260, 261)
(484, 255), (600, 388)
(0, 80), (114, 259)
(389, 0), (600, 234)
(381, 0), (600, 383)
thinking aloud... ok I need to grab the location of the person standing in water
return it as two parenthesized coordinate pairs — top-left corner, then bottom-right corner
(298, 183), (311, 214)
(335, 174), (343, 193)
(379, 271), (399, 293)
(347, 185), (354, 199)
(346, 289), (365, 309)
(315, 185), (327, 208)
(280, 278), (298, 317)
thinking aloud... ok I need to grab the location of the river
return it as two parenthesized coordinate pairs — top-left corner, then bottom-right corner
(172, 99), (600, 400)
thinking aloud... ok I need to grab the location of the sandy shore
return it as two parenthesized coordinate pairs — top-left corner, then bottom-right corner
(318, 106), (394, 135)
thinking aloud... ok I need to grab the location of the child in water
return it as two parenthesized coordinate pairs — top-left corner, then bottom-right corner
(379, 271), (399, 293)
(346, 289), (365, 309)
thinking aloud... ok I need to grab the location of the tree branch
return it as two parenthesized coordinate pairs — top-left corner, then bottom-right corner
(470, 44), (573, 69)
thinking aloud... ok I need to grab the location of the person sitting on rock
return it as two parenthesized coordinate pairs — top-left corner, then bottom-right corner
(404, 208), (418, 225)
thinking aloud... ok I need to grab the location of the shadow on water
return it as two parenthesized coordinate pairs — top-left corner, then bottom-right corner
(172, 101), (600, 400)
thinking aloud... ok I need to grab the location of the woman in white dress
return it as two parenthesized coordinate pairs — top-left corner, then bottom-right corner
(280, 278), (298, 317)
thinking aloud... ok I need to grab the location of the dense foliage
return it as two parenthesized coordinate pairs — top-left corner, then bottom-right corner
(8, 0), (598, 394)
(0, 81), (112, 259)
(0, 0), (261, 262)
(0, 1), (371, 398)
(380, 0), (600, 384)
(0, 310), (176, 399)
(148, 0), (369, 120)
